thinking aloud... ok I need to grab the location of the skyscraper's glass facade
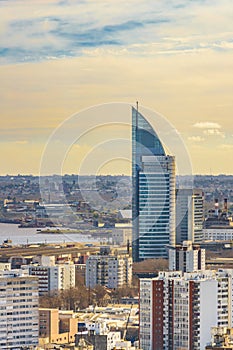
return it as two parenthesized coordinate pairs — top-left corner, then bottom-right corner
(132, 107), (175, 261)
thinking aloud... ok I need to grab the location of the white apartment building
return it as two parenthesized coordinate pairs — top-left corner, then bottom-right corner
(26, 262), (75, 295)
(176, 188), (204, 243)
(50, 264), (76, 291)
(139, 270), (233, 350)
(86, 254), (132, 289)
(76, 320), (121, 350)
(0, 269), (39, 349)
(168, 240), (206, 272)
(85, 320), (109, 335)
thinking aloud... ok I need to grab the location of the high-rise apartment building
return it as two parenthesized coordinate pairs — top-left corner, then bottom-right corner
(132, 107), (175, 261)
(168, 240), (206, 272)
(26, 262), (75, 295)
(176, 188), (204, 243)
(0, 270), (39, 349)
(139, 270), (233, 350)
(85, 254), (132, 289)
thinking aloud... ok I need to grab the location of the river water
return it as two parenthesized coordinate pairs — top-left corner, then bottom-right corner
(0, 223), (100, 245)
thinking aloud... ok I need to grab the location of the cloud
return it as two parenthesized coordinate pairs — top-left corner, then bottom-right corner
(1, 0), (233, 63)
(193, 122), (222, 129)
(203, 129), (225, 138)
(193, 122), (225, 138)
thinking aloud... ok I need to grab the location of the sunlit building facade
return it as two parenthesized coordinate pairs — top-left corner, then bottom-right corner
(86, 254), (132, 289)
(0, 270), (38, 349)
(168, 240), (206, 272)
(176, 188), (204, 244)
(27, 263), (75, 295)
(139, 270), (233, 350)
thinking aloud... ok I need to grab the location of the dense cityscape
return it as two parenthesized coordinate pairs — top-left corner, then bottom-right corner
(2, 0), (233, 349)
(0, 109), (232, 349)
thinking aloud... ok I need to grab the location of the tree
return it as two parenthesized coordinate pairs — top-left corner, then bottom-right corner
(91, 285), (111, 307)
(111, 285), (138, 303)
(133, 258), (168, 273)
(39, 286), (89, 311)
(39, 291), (61, 309)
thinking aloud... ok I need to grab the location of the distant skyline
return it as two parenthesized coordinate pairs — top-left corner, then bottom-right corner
(1, 0), (233, 175)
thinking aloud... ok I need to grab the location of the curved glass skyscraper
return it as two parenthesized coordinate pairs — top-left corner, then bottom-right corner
(132, 106), (175, 262)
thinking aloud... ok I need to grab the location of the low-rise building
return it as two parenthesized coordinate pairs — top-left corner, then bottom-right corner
(206, 327), (233, 349)
(75, 330), (121, 350)
(0, 262), (11, 271)
(115, 340), (141, 350)
(112, 228), (132, 246)
(76, 304), (139, 345)
(39, 308), (78, 347)
(204, 226), (233, 241)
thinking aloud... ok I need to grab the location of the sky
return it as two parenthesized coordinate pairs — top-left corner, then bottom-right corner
(1, 0), (233, 175)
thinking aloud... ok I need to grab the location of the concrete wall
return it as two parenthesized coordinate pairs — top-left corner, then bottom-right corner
(199, 280), (218, 350)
